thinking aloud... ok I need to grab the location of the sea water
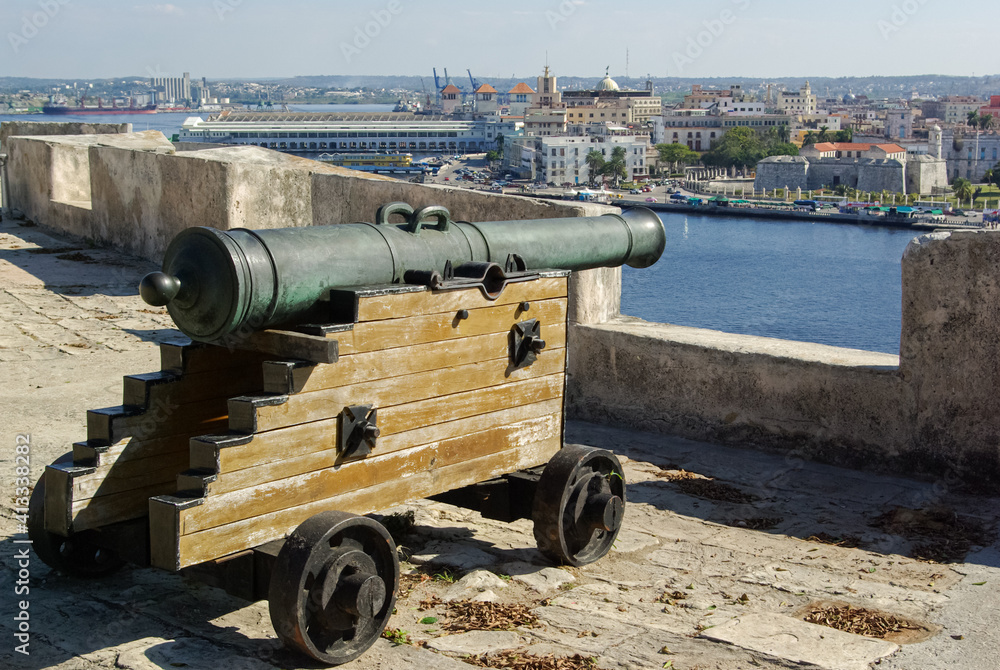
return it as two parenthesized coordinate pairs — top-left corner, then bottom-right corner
(622, 212), (918, 354)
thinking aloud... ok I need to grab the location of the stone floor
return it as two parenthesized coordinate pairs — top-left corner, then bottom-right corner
(1, 215), (998, 670)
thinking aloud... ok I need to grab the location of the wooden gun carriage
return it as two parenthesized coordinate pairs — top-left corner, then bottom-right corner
(28, 203), (665, 665)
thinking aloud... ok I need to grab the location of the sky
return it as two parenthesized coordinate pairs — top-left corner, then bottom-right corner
(2, 0), (996, 81)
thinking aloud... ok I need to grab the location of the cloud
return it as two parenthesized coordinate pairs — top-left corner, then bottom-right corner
(134, 4), (184, 17)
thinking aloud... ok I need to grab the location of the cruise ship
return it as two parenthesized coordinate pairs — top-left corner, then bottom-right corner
(178, 112), (519, 154)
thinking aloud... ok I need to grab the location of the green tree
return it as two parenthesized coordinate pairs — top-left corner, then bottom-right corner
(802, 131), (817, 146)
(835, 128), (854, 142)
(777, 124), (791, 143)
(817, 125), (831, 143)
(765, 142), (800, 157)
(953, 177), (974, 203)
(979, 115), (995, 132)
(655, 143), (699, 173)
(494, 133), (505, 158)
(967, 110), (980, 128)
(601, 146), (628, 188)
(702, 126), (766, 173)
(986, 162), (1000, 189)
(585, 150), (606, 187)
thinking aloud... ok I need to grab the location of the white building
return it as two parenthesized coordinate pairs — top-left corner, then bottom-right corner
(777, 82), (818, 115)
(179, 112), (519, 154)
(530, 134), (649, 186)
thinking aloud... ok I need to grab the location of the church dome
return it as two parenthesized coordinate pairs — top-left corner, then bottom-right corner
(597, 75), (620, 91)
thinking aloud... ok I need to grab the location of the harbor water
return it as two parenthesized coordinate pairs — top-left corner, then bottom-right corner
(622, 212), (918, 355)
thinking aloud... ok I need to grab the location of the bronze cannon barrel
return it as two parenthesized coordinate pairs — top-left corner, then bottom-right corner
(140, 203), (666, 343)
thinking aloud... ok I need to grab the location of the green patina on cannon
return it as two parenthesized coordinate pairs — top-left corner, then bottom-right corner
(139, 202), (666, 342)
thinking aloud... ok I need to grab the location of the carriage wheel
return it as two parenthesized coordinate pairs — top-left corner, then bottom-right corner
(268, 511), (399, 666)
(28, 455), (125, 578)
(532, 444), (626, 567)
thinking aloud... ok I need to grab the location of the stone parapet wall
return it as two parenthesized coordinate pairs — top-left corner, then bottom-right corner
(0, 120), (130, 153)
(900, 231), (1000, 478)
(569, 321), (912, 471)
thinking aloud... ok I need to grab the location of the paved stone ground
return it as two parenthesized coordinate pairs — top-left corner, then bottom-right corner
(1, 215), (999, 670)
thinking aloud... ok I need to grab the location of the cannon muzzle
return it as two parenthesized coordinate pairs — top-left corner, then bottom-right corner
(142, 203), (665, 343)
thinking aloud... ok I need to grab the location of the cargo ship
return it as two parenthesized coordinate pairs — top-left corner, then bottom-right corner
(43, 95), (157, 115)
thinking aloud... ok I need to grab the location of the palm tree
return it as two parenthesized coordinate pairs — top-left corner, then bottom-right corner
(953, 177), (974, 205)
(979, 114), (995, 132)
(802, 131), (817, 146)
(777, 124), (790, 143)
(817, 126), (830, 143)
(585, 150), (606, 187)
(967, 110), (980, 128)
(602, 146), (628, 189)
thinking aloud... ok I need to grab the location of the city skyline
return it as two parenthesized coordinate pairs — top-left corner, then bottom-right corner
(3, 0), (997, 81)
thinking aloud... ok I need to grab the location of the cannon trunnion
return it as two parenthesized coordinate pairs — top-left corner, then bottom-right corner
(31, 204), (660, 665)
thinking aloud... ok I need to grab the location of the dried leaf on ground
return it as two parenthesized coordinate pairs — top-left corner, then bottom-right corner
(462, 651), (597, 669)
(730, 517), (783, 530)
(654, 590), (688, 604)
(440, 600), (539, 632)
(397, 572), (432, 600)
(655, 469), (758, 503)
(655, 469), (702, 481)
(56, 252), (98, 263)
(807, 532), (862, 548)
(872, 506), (993, 563)
(804, 604), (918, 639)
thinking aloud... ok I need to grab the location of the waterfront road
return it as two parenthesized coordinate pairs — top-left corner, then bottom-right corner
(1, 214), (998, 670)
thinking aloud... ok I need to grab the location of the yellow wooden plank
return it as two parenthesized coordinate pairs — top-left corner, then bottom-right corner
(244, 329), (338, 364)
(264, 327), (568, 396)
(72, 481), (180, 531)
(124, 363), (265, 408)
(88, 398), (230, 445)
(199, 399), (563, 495)
(167, 438), (561, 569)
(236, 349), (565, 434)
(160, 341), (272, 376)
(180, 413), (560, 534)
(379, 372), (563, 436)
(76, 433), (186, 468)
(333, 297), (567, 355)
(72, 449), (192, 500)
(355, 276), (568, 322)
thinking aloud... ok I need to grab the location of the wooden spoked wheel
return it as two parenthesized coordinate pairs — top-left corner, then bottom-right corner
(268, 511), (400, 666)
(532, 444), (626, 567)
(27, 455), (125, 578)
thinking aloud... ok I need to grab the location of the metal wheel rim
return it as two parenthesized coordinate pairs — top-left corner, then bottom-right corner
(268, 511), (399, 665)
(533, 444), (626, 567)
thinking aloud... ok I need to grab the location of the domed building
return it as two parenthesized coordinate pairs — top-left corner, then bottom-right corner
(562, 68), (661, 127)
(596, 70), (620, 92)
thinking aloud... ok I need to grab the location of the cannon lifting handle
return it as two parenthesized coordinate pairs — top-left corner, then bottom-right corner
(375, 202), (452, 234)
(406, 205), (452, 234)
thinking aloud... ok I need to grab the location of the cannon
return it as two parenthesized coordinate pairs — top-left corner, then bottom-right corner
(31, 203), (665, 665)
(139, 202), (665, 343)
